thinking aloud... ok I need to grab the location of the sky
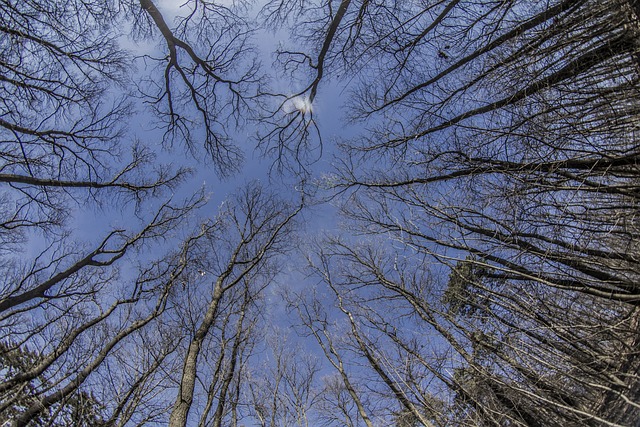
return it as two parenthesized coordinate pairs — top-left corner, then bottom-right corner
(2, 1), (427, 425)
(5, 1), (639, 426)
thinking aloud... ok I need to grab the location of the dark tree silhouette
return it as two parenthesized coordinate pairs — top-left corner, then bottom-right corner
(275, 0), (640, 425)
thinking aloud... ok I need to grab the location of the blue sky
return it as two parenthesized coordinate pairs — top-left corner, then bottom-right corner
(10, 1), (630, 425)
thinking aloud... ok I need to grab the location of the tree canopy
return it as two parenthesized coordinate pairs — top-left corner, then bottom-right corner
(1, 0), (639, 426)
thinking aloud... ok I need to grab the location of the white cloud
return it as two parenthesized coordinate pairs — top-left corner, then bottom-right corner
(283, 96), (313, 114)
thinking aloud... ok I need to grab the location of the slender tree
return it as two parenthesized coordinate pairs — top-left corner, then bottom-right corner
(168, 185), (301, 427)
(290, 0), (640, 424)
(4, 0), (640, 425)
(0, 1), (289, 425)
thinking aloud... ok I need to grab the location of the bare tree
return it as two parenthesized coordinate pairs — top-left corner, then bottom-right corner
(257, 0), (389, 173)
(281, 1), (640, 424)
(300, 234), (640, 426)
(5, 0), (640, 425)
(0, 191), (210, 426)
(245, 328), (322, 427)
(285, 281), (378, 427)
(0, 0), (191, 250)
(135, 0), (263, 175)
(0, 2), (285, 425)
(301, 240), (452, 427)
(168, 185), (302, 427)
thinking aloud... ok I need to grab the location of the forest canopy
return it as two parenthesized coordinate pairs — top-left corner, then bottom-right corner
(1, 0), (639, 426)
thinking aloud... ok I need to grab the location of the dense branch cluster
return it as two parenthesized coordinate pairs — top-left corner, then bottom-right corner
(1, 0), (639, 426)
(0, 1), (300, 426)
(295, 0), (640, 425)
